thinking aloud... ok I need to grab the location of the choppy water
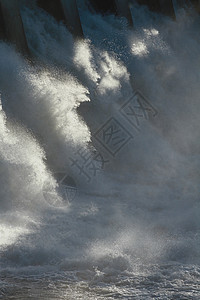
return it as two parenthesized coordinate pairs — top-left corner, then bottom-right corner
(0, 0), (200, 299)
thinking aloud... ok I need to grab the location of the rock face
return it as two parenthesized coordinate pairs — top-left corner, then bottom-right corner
(37, 0), (83, 37)
(0, 0), (29, 55)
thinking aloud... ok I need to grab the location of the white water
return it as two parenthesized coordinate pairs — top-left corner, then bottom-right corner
(0, 1), (200, 299)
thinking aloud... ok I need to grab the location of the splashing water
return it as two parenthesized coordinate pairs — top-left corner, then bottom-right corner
(0, 1), (200, 299)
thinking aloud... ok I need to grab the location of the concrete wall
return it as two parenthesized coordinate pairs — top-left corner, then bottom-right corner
(0, 0), (29, 55)
(191, 0), (200, 13)
(115, 0), (133, 26)
(0, 3), (6, 40)
(37, 0), (83, 37)
(37, 0), (66, 23)
(88, 0), (117, 14)
(159, 0), (175, 17)
(136, 0), (175, 18)
(88, 0), (133, 26)
(61, 0), (83, 37)
(0, 0), (197, 57)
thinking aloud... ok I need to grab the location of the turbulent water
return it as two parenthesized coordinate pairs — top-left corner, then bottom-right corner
(0, 1), (200, 299)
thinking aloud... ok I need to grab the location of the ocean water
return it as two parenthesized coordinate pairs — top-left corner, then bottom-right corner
(0, 1), (200, 299)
